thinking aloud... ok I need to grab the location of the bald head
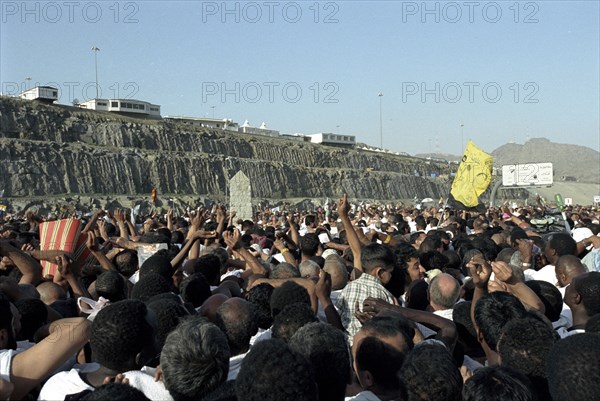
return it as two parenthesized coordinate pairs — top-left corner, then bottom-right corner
(36, 282), (66, 305)
(299, 260), (320, 278)
(428, 273), (460, 310)
(555, 255), (586, 287)
(215, 297), (258, 356)
(323, 255), (348, 291)
(199, 294), (229, 323)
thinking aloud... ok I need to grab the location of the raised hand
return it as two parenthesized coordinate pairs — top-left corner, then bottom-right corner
(223, 229), (241, 250)
(315, 271), (332, 301)
(86, 231), (100, 252)
(56, 254), (79, 279)
(491, 261), (519, 286)
(337, 194), (350, 217)
(466, 253), (492, 289)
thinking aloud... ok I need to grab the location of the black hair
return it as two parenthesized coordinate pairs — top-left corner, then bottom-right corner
(463, 365), (537, 401)
(140, 254), (173, 281)
(384, 264), (407, 298)
(547, 333), (600, 401)
(300, 233), (320, 257)
(235, 339), (317, 401)
(139, 232), (170, 244)
(419, 251), (449, 271)
(271, 302), (317, 343)
(525, 280), (563, 322)
(113, 249), (138, 278)
(146, 298), (189, 350)
(91, 300), (156, 372)
(270, 281), (311, 318)
(452, 301), (483, 356)
(81, 383), (150, 401)
(548, 232), (577, 257)
(406, 279), (429, 311)
(357, 336), (407, 396)
(201, 381), (238, 401)
(470, 237), (499, 262)
(419, 236), (442, 254)
(498, 317), (557, 379)
(171, 231), (185, 245)
(160, 317), (231, 401)
(156, 227), (172, 243)
(361, 243), (395, 274)
(15, 298), (48, 342)
(192, 254), (222, 285)
(361, 314), (414, 352)
(393, 242), (419, 270)
(289, 322), (350, 401)
(573, 271), (600, 316)
(103, 222), (117, 238)
(215, 299), (259, 356)
(586, 313), (600, 333)
(247, 283), (274, 330)
(474, 292), (527, 351)
(510, 229), (529, 245)
(95, 271), (127, 302)
(414, 215), (426, 230)
(130, 273), (172, 303)
(401, 343), (462, 401)
(179, 273), (211, 308)
(443, 250), (462, 270)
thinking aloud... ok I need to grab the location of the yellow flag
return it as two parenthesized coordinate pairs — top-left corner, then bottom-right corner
(450, 140), (493, 207)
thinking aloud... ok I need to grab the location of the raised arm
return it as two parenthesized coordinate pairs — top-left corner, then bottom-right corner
(56, 254), (91, 300)
(86, 231), (117, 272)
(0, 241), (42, 286)
(170, 230), (218, 269)
(113, 208), (130, 240)
(338, 194), (362, 271)
(466, 252), (492, 331)
(10, 318), (91, 400)
(223, 229), (267, 276)
(491, 260), (545, 313)
(362, 297), (458, 351)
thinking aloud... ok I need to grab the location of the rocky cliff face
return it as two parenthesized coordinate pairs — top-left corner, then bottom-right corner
(0, 97), (459, 202)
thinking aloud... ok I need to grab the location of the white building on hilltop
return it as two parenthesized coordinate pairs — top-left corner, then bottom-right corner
(19, 86), (58, 103)
(163, 116), (239, 131)
(238, 120), (280, 137)
(308, 133), (355, 147)
(77, 98), (161, 119)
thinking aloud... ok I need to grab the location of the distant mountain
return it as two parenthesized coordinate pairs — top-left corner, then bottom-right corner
(491, 138), (599, 184)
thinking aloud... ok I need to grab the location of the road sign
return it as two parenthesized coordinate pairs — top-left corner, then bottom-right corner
(502, 163), (553, 187)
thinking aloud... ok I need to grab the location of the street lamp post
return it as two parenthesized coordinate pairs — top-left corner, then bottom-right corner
(25, 77), (32, 90)
(91, 46), (100, 99)
(211, 106), (215, 118)
(378, 92), (383, 148)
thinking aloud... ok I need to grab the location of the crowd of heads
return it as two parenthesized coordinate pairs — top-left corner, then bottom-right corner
(0, 199), (599, 400)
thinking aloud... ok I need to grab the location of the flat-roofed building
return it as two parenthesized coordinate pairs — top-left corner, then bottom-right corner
(78, 98), (161, 119)
(19, 86), (58, 103)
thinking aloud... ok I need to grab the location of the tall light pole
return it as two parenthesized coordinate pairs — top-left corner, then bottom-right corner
(378, 92), (383, 148)
(460, 123), (464, 155)
(25, 77), (32, 90)
(91, 46), (100, 99)
(211, 105), (215, 118)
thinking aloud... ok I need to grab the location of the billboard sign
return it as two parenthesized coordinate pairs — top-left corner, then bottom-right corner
(502, 163), (553, 187)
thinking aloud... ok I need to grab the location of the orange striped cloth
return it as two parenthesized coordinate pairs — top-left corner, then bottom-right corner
(38, 219), (94, 277)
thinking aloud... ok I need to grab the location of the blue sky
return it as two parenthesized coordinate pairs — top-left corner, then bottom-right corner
(1, 0), (599, 155)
